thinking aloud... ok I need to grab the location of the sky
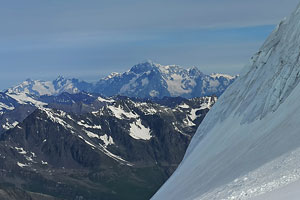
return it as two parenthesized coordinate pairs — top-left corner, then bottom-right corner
(0, 0), (299, 90)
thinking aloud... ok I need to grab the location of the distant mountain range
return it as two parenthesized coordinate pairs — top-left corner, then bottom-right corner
(0, 60), (234, 199)
(5, 61), (237, 99)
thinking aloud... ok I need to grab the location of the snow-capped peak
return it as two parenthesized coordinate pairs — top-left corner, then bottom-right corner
(95, 61), (236, 98)
(129, 61), (159, 74)
(103, 72), (121, 80)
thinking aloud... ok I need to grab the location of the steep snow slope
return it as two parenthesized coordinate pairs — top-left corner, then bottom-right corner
(152, 2), (300, 200)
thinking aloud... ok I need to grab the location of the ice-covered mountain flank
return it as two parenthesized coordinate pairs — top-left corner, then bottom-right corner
(6, 61), (236, 99)
(152, 2), (300, 200)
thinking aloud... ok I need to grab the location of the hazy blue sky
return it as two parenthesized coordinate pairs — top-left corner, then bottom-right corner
(0, 0), (299, 90)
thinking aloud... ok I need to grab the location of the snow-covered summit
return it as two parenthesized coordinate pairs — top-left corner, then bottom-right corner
(152, 2), (300, 200)
(94, 61), (236, 98)
(103, 72), (121, 80)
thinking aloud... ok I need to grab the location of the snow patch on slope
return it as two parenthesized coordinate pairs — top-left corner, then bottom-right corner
(108, 105), (138, 119)
(41, 108), (73, 131)
(97, 96), (115, 103)
(129, 119), (152, 140)
(17, 162), (29, 168)
(0, 102), (15, 111)
(2, 121), (18, 130)
(99, 134), (114, 147)
(7, 93), (47, 107)
(78, 120), (102, 129)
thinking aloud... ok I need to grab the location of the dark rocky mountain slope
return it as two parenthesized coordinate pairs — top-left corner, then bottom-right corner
(0, 94), (216, 200)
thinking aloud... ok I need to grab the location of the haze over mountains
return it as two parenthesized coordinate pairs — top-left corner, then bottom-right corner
(153, 2), (300, 200)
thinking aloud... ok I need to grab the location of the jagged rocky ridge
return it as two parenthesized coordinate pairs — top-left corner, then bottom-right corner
(0, 92), (217, 200)
(6, 61), (236, 99)
(152, 2), (300, 200)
